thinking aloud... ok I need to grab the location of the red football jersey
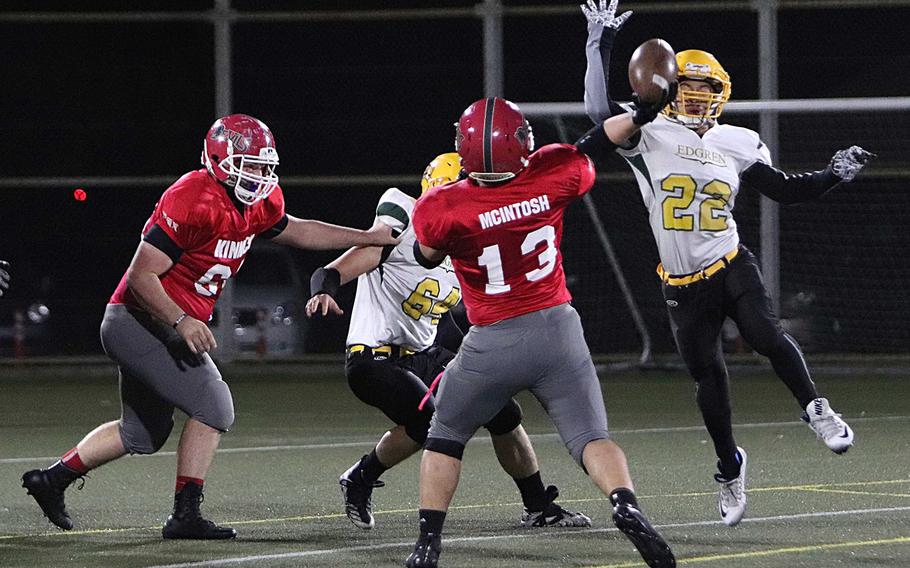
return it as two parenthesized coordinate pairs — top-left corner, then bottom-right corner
(413, 144), (595, 326)
(110, 169), (286, 321)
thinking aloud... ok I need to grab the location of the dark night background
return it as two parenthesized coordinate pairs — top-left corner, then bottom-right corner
(1, 1), (908, 357)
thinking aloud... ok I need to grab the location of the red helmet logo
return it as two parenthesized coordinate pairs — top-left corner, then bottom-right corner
(201, 114), (280, 205)
(455, 97), (534, 183)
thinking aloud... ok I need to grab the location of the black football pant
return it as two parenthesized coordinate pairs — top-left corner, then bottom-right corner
(344, 345), (522, 445)
(662, 246), (818, 474)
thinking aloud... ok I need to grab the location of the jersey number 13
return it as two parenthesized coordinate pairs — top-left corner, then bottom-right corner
(478, 225), (557, 295)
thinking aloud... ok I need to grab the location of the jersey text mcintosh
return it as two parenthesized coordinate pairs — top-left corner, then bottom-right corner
(478, 195), (551, 230)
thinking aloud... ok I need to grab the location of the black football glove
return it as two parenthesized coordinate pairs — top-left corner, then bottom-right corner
(0, 260), (9, 297)
(829, 145), (875, 182)
(630, 81), (678, 126)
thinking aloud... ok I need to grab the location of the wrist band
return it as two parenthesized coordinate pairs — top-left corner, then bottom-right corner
(173, 313), (188, 328)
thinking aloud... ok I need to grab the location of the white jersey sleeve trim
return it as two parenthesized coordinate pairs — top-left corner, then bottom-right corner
(375, 187), (416, 233)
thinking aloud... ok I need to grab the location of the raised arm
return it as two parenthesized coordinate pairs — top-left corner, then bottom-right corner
(581, 0), (632, 123)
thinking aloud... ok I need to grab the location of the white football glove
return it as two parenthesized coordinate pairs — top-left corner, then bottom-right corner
(581, 0), (632, 30)
(0, 260), (9, 297)
(830, 145), (875, 182)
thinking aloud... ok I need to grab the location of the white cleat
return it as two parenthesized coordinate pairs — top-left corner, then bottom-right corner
(804, 397), (854, 454)
(715, 446), (747, 527)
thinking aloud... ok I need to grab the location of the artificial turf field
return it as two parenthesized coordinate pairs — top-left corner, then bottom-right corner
(1, 362), (908, 567)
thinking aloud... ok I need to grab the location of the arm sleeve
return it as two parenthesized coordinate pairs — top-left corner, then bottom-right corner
(575, 122), (618, 161)
(143, 224), (183, 263)
(260, 214), (289, 239)
(583, 22), (627, 124)
(740, 161), (842, 205)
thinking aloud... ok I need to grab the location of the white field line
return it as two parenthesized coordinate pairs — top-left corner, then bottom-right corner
(2, 414), (908, 465)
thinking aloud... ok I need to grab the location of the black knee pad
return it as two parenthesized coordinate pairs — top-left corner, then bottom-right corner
(424, 436), (465, 460)
(119, 415), (174, 455)
(483, 398), (523, 436)
(193, 379), (235, 432)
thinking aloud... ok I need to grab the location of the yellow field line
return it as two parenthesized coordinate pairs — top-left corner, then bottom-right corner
(2, 478), (908, 541)
(799, 487), (910, 498)
(588, 535), (910, 568)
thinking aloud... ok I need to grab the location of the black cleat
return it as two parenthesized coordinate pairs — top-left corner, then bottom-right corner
(162, 482), (236, 540)
(612, 503), (676, 568)
(520, 485), (592, 528)
(22, 468), (77, 530)
(339, 456), (385, 530)
(405, 532), (442, 568)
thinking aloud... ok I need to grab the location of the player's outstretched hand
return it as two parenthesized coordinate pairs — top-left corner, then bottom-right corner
(631, 81), (678, 126)
(581, 0), (632, 30)
(0, 260), (9, 297)
(364, 222), (401, 246)
(306, 293), (344, 318)
(830, 145), (875, 182)
(175, 316), (217, 354)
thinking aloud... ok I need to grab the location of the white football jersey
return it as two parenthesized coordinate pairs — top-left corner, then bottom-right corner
(616, 113), (771, 275)
(346, 188), (462, 351)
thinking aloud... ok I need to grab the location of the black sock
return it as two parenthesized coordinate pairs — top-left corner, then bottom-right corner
(418, 509), (446, 535)
(514, 471), (548, 511)
(359, 449), (388, 485)
(609, 487), (639, 509)
(46, 461), (82, 487)
(717, 448), (742, 480)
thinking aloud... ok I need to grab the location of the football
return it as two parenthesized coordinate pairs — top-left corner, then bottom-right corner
(628, 38), (678, 103)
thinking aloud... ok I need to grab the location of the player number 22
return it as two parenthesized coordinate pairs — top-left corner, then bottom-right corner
(661, 175), (732, 232)
(477, 225), (557, 295)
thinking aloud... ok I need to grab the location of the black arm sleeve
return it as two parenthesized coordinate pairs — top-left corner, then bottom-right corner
(413, 240), (443, 269)
(740, 162), (842, 205)
(143, 224), (183, 263)
(260, 214), (289, 239)
(309, 267), (341, 298)
(575, 122), (618, 161)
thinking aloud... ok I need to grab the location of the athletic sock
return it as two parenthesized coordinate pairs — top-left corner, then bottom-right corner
(175, 476), (205, 493)
(717, 449), (743, 480)
(609, 487), (639, 509)
(514, 471), (548, 511)
(359, 449), (388, 486)
(418, 508), (446, 535)
(59, 447), (89, 475)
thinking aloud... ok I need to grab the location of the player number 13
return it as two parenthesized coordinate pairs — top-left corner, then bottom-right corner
(477, 225), (557, 295)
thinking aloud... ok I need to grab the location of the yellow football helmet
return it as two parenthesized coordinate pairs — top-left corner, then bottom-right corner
(665, 49), (731, 127)
(420, 152), (463, 194)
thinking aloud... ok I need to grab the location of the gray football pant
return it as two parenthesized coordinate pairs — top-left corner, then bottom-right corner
(100, 304), (234, 454)
(429, 302), (609, 466)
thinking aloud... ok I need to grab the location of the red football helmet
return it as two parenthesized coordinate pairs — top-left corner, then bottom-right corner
(454, 97), (534, 183)
(201, 114), (280, 205)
